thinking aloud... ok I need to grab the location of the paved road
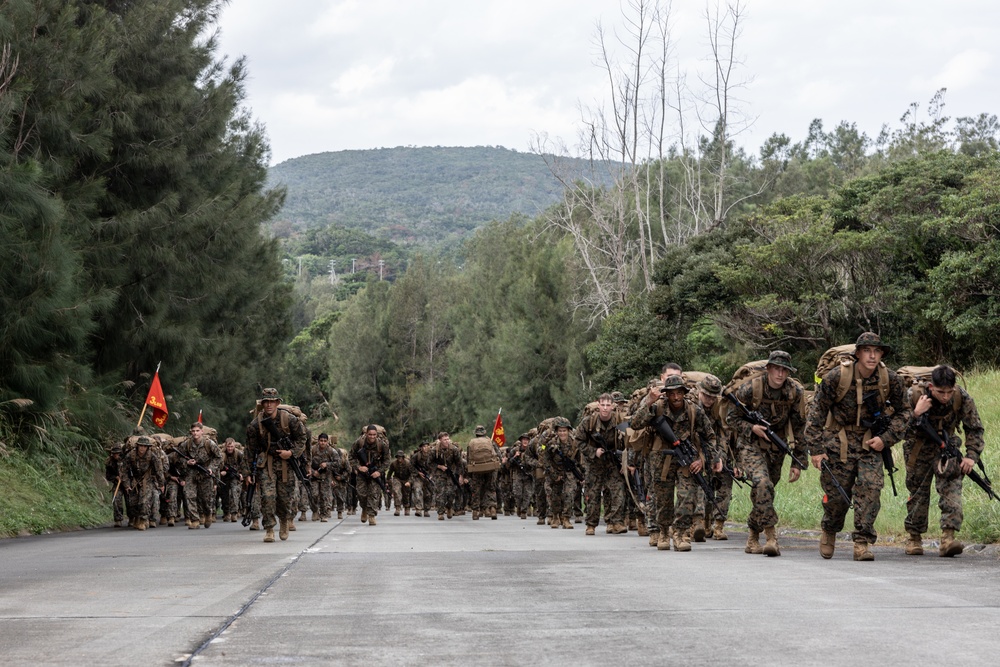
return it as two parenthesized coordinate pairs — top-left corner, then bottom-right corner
(1, 512), (999, 666)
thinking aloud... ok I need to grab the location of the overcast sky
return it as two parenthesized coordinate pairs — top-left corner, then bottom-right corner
(215, 0), (1000, 166)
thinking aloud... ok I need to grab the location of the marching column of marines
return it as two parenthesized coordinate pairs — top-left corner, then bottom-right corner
(104, 332), (993, 559)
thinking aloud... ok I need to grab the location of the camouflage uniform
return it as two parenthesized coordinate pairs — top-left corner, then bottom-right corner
(806, 337), (909, 549)
(430, 440), (463, 518)
(903, 384), (985, 535)
(509, 437), (534, 518)
(631, 381), (719, 548)
(123, 439), (164, 529)
(575, 409), (627, 532)
(163, 447), (186, 524)
(349, 430), (390, 522)
(176, 428), (222, 527)
(540, 422), (581, 528)
(409, 446), (434, 516)
(728, 371), (807, 533)
(219, 445), (245, 521)
(466, 429), (501, 518)
(499, 445), (516, 515)
(310, 442), (339, 519)
(523, 431), (548, 522)
(387, 453), (414, 514)
(246, 392), (308, 537)
(104, 446), (125, 525)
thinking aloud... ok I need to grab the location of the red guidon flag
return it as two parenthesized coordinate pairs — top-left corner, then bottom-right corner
(197, 409), (203, 424)
(145, 369), (169, 428)
(491, 409), (505, 448)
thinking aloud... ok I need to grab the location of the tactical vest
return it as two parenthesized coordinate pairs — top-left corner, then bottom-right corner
(822, 359), (890, 462)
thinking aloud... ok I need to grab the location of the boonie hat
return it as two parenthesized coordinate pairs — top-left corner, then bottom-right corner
(766, 350), (797, 373)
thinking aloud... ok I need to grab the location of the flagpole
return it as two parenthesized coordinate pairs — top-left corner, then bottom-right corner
(136, 361), (161, 429)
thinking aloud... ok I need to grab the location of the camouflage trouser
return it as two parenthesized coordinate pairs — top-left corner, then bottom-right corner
(112, 487), (124, 522)
(738, 442), (785, 531)
(512, 473), (533, 514)
(220, 479), (241, 517)
(259, 464), (296, 530)
(498, 473), (513, 512)
(433, 472), (457, 514)
(411, 476), (430, 511)
(649, 450), (699, 534)
(356, 475), (383, 517)
(710, 470), (734, 522)
(469, 471), (498, 512)
(904, 440), (965, 533)
(584, 461), (626, 527)
(390, 478), (412, 509)
(293, 478), (313, 514)
(818, 436), (884, 544)
(332, 480), (346, 512)
(642, 454), (659, 531)
(532, 471), (548, 517)
(312, 476), (333, 515)
(127, 478), (157, 521)
(184, 473), (215, 520)
(544, 475), (578, 519)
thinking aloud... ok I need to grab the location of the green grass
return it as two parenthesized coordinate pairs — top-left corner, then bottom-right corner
(726, 369), (1000, 545)
(0, 448), (110, 537)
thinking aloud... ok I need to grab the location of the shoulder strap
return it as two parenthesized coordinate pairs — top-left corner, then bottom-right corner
(751, 376), (763, 409)
(834, 360), (854, 403)
(877, 364), (890, 403)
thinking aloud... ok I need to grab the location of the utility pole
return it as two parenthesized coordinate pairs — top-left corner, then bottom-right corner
(329, 259), (338, 285)
(378, 260), (385, 281)
(351, 258), (356, 274)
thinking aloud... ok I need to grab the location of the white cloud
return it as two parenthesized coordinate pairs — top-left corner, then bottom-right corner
(920, 49), (993, 91)
(331, 58), (396, 97)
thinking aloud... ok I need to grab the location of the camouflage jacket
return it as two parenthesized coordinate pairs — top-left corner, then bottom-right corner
(727, 378), (807, 462)
(246, 408), (308, 467)
(632, 397), (720, 465)
(806, 363), (909, 458)
(540, 432), (581, 480)
(124, 447), (164, 489)
(176, 436), (222, 479)
(349, 436), (390, 476)
(388, 457), (413, 481)
(310, 445), (339, 478)
(904, 385), (985, 464)
(574, 411), (625, 464)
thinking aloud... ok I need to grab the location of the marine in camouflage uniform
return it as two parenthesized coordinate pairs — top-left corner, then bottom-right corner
(575, 393), (628, 536)
(310, 434), (339, 521)
(105, 444), (125, 526)
(123, 437), (165, 531)
(409, 442), (434, 517)
(218, 439), (244, 522)
(177, 422), (222, 529)
(523, 428), (548, 523)
(349, 425), (390, 525)
(631, 375), (720, 552)
(902, 365), (985, 557)
(499, 444), (516, 515)
(540, 418), (581, 530)
(246, 388), (308, 542)
(691, 375), (733, 541)
(727, 352), (807, 557)
(466, 425), (501, 519)
(509, 434), (534, 519)
(430, 433), (463, 520)
(806, 333), (910, 561)
(387, 450), (414, 515)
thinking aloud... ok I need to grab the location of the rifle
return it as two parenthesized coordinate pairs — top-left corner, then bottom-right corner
(819, 458), (854, 509)
(259, 416), (310, 485)
(648, 415), (720, 518)
(241, 460), (257, 527)
(169, 446), (218, 482)
(218, 464), (241, 487)
(861, 391), (899, 497)
(355, 446), (388, 495)
(724, 393), (807, 470)
(548, 443), (585, 482)
(721, 461), (751, 489)
(414, 462), (436, 494)
(916, 416), (1000, 501)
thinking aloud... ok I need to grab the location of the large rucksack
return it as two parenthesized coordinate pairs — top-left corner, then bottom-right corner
(467, 436), (500, 473)
(724, 359), (807, 446)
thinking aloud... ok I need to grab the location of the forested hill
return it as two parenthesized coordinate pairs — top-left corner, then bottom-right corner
(268, 146), (597, 246)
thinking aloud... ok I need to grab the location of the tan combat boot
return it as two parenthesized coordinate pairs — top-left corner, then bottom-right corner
(159, 516), (168, 525)
(167, 518), (175, 527)
(606, 523), (614, 534)
(853, 540), (874, 561)
(423, 510), (430, 517)
(250, 518), (260, 531)
(490, 508), (498, 520)
(636, 522), (649, 537)
(904, 532), (924, 556)
(338, 511), (344, 519)
(189, 519), (200, 530)
(136, 518), (148, 531)
(222, 514), (231, 523)
(472, 510), (480, 520)
(763, 526), (781, 557)
(446, 508), (454, 519)
(201, 514), (211, 528)
(616, 523), (629, 534)
(263, 528), (275, 543)
(562, 516), (574, 529)
(299, 510), (308, 521)
(361, 511), (368, 523)
(649, 530), (660, 547)
(745, 529), (763, 554)
(628, 518), (638, 532)
(438, 513), (445, 521)
(674, 528), (692, 552)
(394, 508), (401, 516)
(712, 520), (728, 540)
(288, 517), (296, 531)
(537, 516), (546, 525)
(279, 519), (289, 541)
(312, 512), (320, 521)
(939, 529), (965, 557)
(692, 517), (706, 542)
(369, 516), (377, 526)
(320, 515), (328, 522)
(404, 508), (410, 516)
(819, 531), (836, 559)
(657, 529), (671, 551)
(585, 526), (596, 536)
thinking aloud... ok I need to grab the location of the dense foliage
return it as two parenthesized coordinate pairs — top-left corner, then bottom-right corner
(0, 0), (289, 456)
